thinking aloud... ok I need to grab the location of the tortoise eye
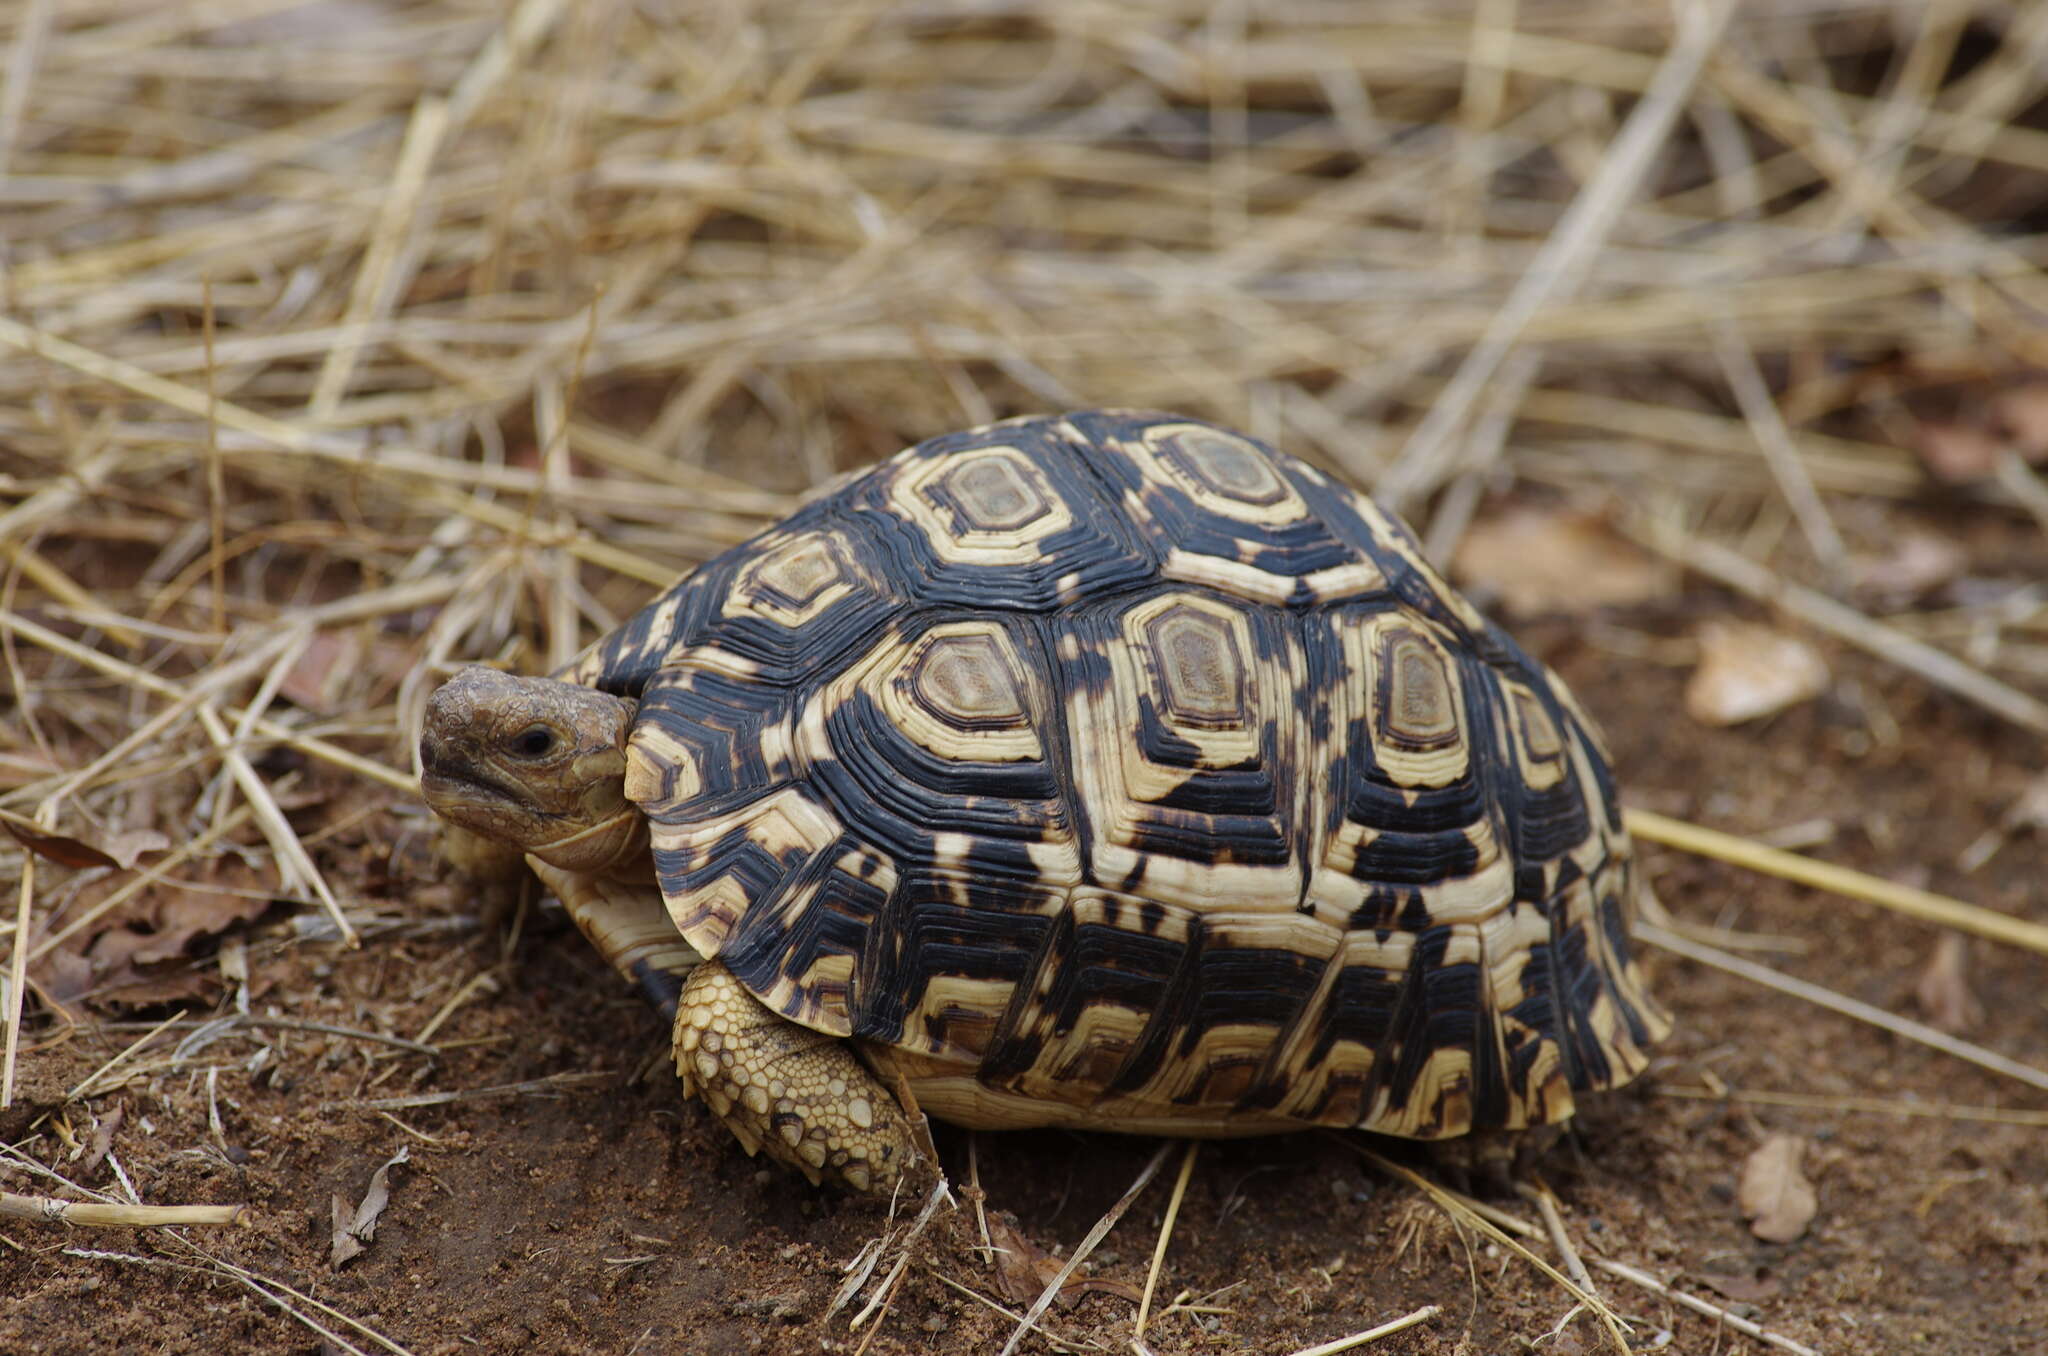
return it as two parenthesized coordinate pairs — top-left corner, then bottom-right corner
(510, 725), (556, 758)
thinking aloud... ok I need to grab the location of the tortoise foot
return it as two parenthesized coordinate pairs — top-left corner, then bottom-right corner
(1426, 1122), (1565, 1196)
(673, 960), (922, 1193)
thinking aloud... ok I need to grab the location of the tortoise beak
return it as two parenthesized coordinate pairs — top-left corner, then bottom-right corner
(418, 727), (523, 815)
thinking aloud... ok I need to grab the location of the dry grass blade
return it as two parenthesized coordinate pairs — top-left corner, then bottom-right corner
(1655, 1085), (2048, 1128)
(1589, 1257), (1819, 1356)
(1280, 1305), (1442, 1356)
(0, 611), (412, 794)
(1639, 922), (2048, 1095)
(1520, 1179), (1596, 1298)
(309, 96), (451, 419)
(999, 1140), (1174, 1356)
(326, 1071), (613, 1112)
(1133, 1140), (1199, 1344)
(1357, 1161), (1820, 1356)
(2, 855), (29, 1109)
(2, 1193), (243, 1228)
(923, 1269), (1102, 1355)
(1352, 1147), (1631, 1353)
(1624, 808), (2048, 957)
(1710, 312), (1847, 581)
(1378, 0), (1740, 509)
(68, 1245), (416, 1356)
(65, 1009), (189, 1102)
(194, 703), (353, 946)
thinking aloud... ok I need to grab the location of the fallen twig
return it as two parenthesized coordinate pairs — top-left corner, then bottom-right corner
(3, 1192), (244, 1228)
(1625, 807), (2048, 958)
(1639, 921), (2048, 1095)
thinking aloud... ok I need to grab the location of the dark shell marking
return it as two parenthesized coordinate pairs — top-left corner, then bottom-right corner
(572, 411), (1667, 1139)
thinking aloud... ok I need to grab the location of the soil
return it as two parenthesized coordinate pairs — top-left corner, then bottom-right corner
(3, 513), (2045, 1356)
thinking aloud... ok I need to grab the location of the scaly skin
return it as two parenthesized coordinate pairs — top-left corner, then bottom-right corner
(673, 960), (922, 1193)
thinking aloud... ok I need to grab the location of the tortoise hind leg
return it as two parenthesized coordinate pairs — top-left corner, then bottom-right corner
(1426, 1122), (1565, 1196)
(674, 960), (924, 1193)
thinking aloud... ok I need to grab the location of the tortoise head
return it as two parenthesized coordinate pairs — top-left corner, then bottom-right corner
(420, 666), (648, 875)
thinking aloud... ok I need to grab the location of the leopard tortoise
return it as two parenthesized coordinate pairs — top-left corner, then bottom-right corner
(420, 410), (1669, 1193)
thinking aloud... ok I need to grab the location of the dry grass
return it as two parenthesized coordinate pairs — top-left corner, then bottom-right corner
(3, 2), (2047, 1352)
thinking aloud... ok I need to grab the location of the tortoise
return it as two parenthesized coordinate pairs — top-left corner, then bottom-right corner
(419, 410), (1669, 1193)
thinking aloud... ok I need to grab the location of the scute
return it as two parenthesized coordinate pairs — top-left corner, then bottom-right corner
(591, 409), (1667, 1142)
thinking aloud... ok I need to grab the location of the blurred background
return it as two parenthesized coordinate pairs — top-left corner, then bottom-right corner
(3, 3), (2046, 1353)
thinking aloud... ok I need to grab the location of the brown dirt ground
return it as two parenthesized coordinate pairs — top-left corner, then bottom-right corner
(3, 503), (2043, 1356)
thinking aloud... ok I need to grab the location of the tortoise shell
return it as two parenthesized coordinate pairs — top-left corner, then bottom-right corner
(562, 411), (1668, 1139)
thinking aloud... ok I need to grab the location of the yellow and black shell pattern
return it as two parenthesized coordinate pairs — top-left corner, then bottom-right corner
(562, 411), (1669, 1140)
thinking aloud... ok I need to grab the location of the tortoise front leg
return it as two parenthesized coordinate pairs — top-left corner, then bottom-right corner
(674, 960), (924, 1193)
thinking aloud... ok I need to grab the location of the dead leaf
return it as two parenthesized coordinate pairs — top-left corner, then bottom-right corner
(31, 949), (97, 1011)
(983, 1213), (1142, 1310)
(1851, 531), (1966, 601)
(1738, 1134), (1817, 1244)
(280, 630), (417, 714)
(1697, 1270), (1782, 1303)
(104, 830), (171, 868)
(2004, 771), (2048, 833)
(0, 816), (167, 870)
(1915, 933), (1982, 1034)
(33, 859), (278, 1010)
(1992, 383), (2048, 462)
(3, 818), (122, 870)
(1910, 420), (2004, 483)
(331, 1146), (409, 1268)
(87, 881), (274, 970)
(1450, 507), (1671, 616)
(81, 1105), (125, 1179)
(1685, 621), (1830, 725)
